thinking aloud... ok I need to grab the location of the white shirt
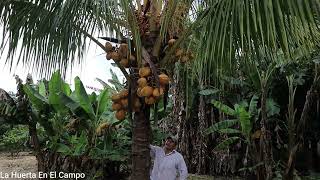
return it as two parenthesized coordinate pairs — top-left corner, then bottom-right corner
(150, 145), (188, 180)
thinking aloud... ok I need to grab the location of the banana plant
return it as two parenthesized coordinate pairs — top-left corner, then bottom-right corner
(23, 71), (123, 151)
(204, 96), (257, 150)
(205, 95), (280, 150)
(0, 88), (29, 125)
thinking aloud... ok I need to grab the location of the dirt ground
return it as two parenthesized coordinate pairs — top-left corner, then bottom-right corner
(0, 152), (238, 180)
(0, 152), (38, 179)
(0, 152), (319, 180)
(0, 152), (225, 180)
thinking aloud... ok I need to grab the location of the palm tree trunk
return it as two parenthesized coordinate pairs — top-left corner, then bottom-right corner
(172, 70), (234, 175)
(196, 94), (209, 174)
(131, 109), (151, 180)
(259, 87), (274, 180)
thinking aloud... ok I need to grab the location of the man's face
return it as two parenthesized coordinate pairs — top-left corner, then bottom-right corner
(164, 138), (176, 151)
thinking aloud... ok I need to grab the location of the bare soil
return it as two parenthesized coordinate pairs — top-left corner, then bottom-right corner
(0, 152), (244, 180)
(0, 152), (37, 179)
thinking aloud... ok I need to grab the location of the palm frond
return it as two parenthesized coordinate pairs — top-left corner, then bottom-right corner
(193, 0), (320, 86)
(0, 0), (122, 77)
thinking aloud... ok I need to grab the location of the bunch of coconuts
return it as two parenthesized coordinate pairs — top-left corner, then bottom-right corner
(168, 39), (194, 63)
(136, 66), (169, 105)
(111, 88), (143, 121)
(106, 39), (172, 121)
(111, 89), (129, 121)
(175, 48), (194, 63)
(105, 42), (136, 68)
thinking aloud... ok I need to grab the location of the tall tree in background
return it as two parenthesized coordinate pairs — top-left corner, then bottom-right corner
(1, 0), (320, 179)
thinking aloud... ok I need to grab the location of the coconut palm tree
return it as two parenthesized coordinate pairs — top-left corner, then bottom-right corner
(1, 0), (320, 179)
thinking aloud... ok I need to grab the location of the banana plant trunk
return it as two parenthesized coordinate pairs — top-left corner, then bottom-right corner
(28, 122), (45, 172)
(131, 108), (151, 180)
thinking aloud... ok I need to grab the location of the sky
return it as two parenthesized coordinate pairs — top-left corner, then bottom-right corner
(0, 42), (124, 94)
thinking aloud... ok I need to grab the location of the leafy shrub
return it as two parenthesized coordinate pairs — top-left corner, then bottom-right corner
(0, 125), (29, 153)
(0, 123), (11, 138)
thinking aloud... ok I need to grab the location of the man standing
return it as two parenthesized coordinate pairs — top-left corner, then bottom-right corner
(150, 136), (188, 180)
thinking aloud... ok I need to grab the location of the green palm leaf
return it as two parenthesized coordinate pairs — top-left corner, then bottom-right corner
(0, 0), (120, 77)
(194, 0), (320, 86)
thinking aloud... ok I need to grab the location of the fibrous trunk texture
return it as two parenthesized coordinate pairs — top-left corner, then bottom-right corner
(29, 122), (45, 172)
(131, 109), (151, 180)
(166, 70), (238, 176)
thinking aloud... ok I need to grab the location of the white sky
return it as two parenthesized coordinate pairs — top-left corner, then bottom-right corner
(0, 42), (124, 94)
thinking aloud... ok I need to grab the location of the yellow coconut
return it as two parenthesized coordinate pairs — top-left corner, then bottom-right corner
(105, 42), (113, 52)
(111, 93), (121, 102)
(153, 88), (164, 97)
(159, 73), (170, 85)
(118, 43), (128, 58)
(119, 89), (129, 98)
(181, 55), (189, 63)
(106, 53), (112, 60)
(110, 52), (120, 61)
(112, 103), (122, 111)
(120, 58), (129, 68)
(137, 87), (143, 97)
(137, 78), (148, 87)
(175, 49), (183, 57)
(145, 96), (156, 105)
(140, 86), (153, 97)
(139, 67), (151, 77)
(168, 39), (176, 47)
(115, 110), (126, 121)
(121, 98), (128, 108)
